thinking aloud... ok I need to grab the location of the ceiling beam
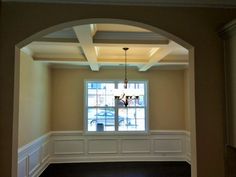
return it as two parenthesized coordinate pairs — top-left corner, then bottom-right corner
(36, 37), (79, 43)
(97, 58), (148, 63)
(93, 31), (169, 45)
(73, 24), (99, 71)
(33, 54), (86, 61)
(35, 38), (168, 47)
(139, 41), (176, 71)
(35, 38), (167, 48)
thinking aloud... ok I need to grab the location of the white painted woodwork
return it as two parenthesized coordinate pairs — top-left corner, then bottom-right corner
(154, 139), (182, 153)
(186, 132), (191, 163)
(88, 139), (118, 154)
(18, 157), (27, 177)
(28, 148), (41, 176)
(18, 130), (191, 177)
(121, 139), (151, 153)
(21, 23), (189, 70)
(93, 31), (169, 44)
(73, 25), (99, 71)
(139, 41), (177, 71)
(96, 24), (150, 32)
(54, 139), (85, 155)
(18, 134), (51, 177)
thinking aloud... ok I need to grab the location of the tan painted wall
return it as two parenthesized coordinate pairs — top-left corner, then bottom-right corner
(51, 68), (185, 131)
(184, 69), (191, 131)
(18, 51), (51, 147)
(1, 2), (236, 177)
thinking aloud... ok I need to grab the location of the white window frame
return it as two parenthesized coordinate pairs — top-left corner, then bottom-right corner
(84, 80), (149, 135)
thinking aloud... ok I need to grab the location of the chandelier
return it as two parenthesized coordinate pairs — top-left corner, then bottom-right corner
(114, 48), (140, 107)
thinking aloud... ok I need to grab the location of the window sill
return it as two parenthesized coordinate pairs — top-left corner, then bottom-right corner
(83, 131), (150, 136)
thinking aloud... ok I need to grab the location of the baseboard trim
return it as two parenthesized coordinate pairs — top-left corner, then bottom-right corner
(50, 155), (187, 164)
(31, 158), (50, 177)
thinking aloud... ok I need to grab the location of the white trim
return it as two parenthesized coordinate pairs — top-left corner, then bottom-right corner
(150, 130), (188, 135)
(31, 158), (50, 177)
(18, 132), (51, 161)
(50, 131), (83, 136)
(18, 133), (51, 177)
(185, 131), (191, 164)
(50, 155), (187, 164)
(50, 130), (190, 163)
(21, 46), (33, 57)
(28, 147), (41, 176)
(18, 130), (191, 177)
(153, 138), (183, 153)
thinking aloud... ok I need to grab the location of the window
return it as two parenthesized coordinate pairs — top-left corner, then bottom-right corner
(85, 80), (148, 133)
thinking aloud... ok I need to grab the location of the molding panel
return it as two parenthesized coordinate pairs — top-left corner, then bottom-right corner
(18, 157), (27, 177)
(18, 130), (191, 177)
(50, 130), (190, 163)
(28, 148), (41, 176)
(88, 139), (118, 154)
(121, 139), (151, 153)
(18, 133), (51, 177)
(154, 139), (182, 153)
(54, 139), (85, 155)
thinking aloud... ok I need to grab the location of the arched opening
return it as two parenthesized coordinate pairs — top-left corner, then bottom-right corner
(14, 18), (196, 177)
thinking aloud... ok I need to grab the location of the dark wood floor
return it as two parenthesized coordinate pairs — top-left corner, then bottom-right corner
(40, 162), (191, 177)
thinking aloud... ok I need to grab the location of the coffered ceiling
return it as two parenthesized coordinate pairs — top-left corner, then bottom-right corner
(22, 23), (189, 71)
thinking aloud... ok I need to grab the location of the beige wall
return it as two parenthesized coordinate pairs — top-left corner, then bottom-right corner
(51, 68), (185, 131)
(18, 51), (51, 147)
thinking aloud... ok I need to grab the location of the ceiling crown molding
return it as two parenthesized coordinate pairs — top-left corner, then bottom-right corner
(2, 0), (236, 8)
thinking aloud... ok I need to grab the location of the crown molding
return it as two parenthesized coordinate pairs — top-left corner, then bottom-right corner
(2, 0), (236, 8)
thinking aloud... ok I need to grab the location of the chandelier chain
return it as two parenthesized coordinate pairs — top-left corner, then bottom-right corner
(123, 47), (129, 89)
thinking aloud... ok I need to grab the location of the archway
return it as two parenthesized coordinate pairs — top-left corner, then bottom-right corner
(14, 18), (196, 177)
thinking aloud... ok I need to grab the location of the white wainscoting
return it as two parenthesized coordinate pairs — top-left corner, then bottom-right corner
(18, 133), (51, 177)
(18, 130), (191, 177)
(50, 130), (190, 163)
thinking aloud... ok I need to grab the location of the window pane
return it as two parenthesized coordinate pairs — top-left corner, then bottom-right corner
(136, 95), (145, 107)
(87, 82), (115, 107)
(118, 108), (145, 131)
(87, 108), (115, 132)
(88, 95), (97, 106)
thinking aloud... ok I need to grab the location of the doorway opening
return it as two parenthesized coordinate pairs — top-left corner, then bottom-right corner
(14, 18), (196, 177)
